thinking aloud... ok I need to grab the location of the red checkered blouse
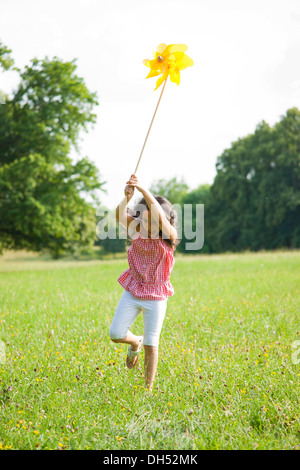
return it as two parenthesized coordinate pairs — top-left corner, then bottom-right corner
(118, 233), (175, 300)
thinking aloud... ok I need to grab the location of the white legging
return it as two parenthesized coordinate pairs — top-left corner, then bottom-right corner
(109, 290), (168, 348)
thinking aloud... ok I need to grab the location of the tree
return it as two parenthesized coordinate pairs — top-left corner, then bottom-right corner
(0, 41), (17, 72)
(149, 176), (189, 204)
(178, 184), (211, 253)
(207, 108), (300, 252)
(0, 42), (105, 258)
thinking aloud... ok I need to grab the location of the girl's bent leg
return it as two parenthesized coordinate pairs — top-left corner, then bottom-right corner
(109, 291), (142, 347)
(144, 345), (158, 391)
(111, 331), (143, 351)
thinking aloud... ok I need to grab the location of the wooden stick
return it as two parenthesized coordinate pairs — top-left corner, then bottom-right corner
(134, 76), (168, 175)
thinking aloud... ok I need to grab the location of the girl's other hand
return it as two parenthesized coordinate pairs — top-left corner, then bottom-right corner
(124, 184), (134, 197)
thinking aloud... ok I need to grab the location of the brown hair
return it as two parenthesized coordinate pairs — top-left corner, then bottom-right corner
(127, 195), (179, 250)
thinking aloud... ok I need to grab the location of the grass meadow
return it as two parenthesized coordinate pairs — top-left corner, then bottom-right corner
(0, 249), (300, 450)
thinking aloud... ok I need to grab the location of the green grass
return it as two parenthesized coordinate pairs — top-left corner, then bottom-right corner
(0, 250), (300, 450)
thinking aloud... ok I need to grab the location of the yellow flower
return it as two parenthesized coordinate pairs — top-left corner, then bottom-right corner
(143, 43), (193, 90)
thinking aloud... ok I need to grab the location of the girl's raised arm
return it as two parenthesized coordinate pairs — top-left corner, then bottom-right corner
(126, 174), (177, 244)
(115, 180), (137, 231)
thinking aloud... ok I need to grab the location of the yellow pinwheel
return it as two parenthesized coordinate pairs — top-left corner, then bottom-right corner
(132, 43), (193, 174)
(143, 43), (194, 90)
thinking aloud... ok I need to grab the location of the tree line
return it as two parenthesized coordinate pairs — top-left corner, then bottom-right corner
(1, 41), (299, 258)
(99, 108), (300, 255)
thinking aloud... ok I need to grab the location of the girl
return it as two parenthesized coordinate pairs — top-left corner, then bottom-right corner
(109, 174), (179, 391)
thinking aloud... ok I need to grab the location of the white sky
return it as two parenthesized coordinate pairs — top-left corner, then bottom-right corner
(1, 0), (300, 209)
